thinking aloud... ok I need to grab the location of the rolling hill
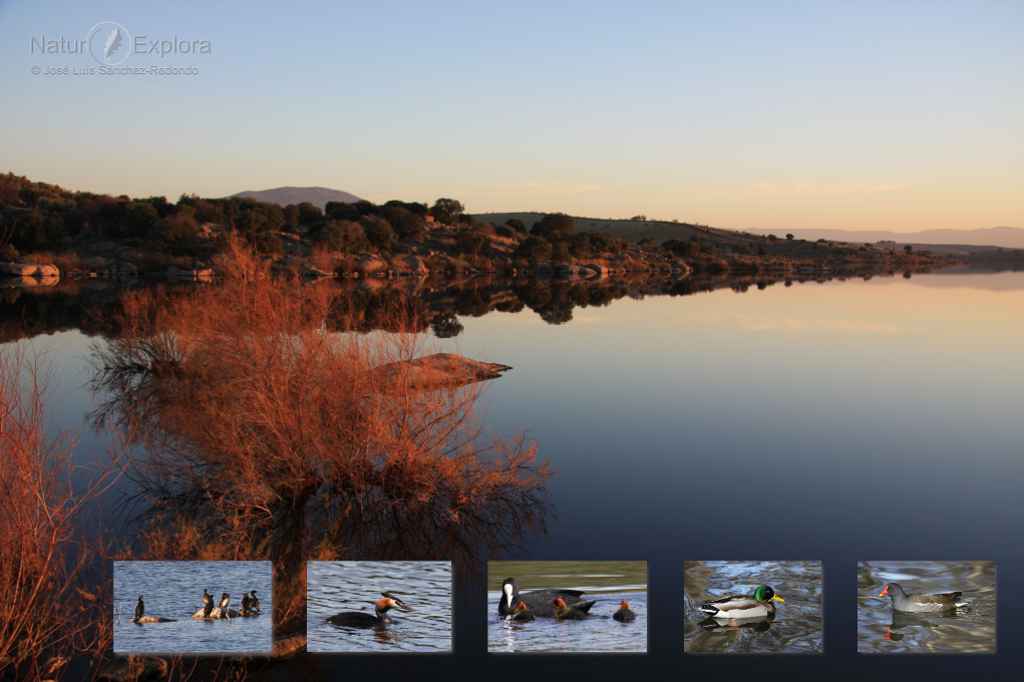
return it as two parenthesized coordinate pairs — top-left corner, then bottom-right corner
(231, 186), (363, 208)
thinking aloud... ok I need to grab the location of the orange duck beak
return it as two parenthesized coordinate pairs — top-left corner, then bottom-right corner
(878, 585), (889, 597)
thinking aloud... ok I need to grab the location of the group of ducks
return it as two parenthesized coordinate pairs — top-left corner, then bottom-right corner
(694, 581), (968, 629)
(130, 590), (261, 624)
(192, 589), (262, 620)
(497, 578), (637, 623)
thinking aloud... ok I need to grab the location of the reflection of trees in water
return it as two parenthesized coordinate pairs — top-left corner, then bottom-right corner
(1, 269), (883, 344)
(89, 242), (549, 639)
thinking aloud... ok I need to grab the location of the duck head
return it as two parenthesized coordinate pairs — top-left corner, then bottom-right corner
(878, 583), (904, 599)
(618, 600), (631, 611)
(374, 592), (412, 616)
(753, 585), (784, 604)
(501, 578), (519, 611)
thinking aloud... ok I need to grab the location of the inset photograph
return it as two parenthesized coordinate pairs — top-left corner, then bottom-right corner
(858, 560), (996, 654)
(488, 561), (647, 654)
(306, 561), (452, 653)
(684, 560), (823, 654)
(113, 561), (272, 654)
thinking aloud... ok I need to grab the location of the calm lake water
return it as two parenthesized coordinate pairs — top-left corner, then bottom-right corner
(684, 560), (823, 654)
(112, 561), (272, 654)
(306, 561), (453, 653)
(488, 561), (648, 653)
(857, 561), (997, 654)
(6, 270), (1024, 675)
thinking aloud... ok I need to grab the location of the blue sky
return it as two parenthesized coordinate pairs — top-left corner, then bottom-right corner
(1, 1), (1021, 230)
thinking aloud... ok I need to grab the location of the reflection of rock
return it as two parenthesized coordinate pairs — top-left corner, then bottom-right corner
(2, 274), (60, 288)
(0, 262), (60, 280)
(372, 353), (512, 389)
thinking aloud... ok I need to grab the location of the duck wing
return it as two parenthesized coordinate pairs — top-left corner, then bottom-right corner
(699, 595), (761, 616)
(915, 591), (963, 606)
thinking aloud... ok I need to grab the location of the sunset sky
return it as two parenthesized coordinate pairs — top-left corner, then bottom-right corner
(2, 1), (1021, 231)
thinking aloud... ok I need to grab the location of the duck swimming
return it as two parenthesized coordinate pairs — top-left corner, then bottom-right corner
(131, 595), (176, 624)
(202, 590), (214, 618)
(878, 583), (968, 613)
(552, 596), (591, 620)
(613, 600), (636, 623)
(497, 578), (596, 619)
(700, 585), (784, 620)
(218, 593), (231, 619)
(507, 601), (535, 622)
(327, 592), (412, 628)
(241, 590), (260, 616)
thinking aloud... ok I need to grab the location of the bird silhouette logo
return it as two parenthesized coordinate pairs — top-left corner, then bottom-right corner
(88, 21), (132, 66)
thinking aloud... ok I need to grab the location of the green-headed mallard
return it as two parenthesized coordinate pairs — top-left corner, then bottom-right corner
(699, 584), (784, 620)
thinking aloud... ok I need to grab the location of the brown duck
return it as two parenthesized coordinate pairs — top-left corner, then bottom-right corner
(509, 601), (535, 622)
(878, 583), (969, 613)
(613, 600), (636, 622)
(553, 596), (591, 620)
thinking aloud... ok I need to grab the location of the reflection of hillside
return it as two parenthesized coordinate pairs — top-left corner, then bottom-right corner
(0, 267), (978, 343)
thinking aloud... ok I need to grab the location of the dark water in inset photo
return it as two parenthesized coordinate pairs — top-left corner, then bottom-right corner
(488, 561), (648, 653)
(857, 560), (996, 654)
(684, 560), (824, 654)
(113, 561), (272, 654)
(306, 561), (453, 653)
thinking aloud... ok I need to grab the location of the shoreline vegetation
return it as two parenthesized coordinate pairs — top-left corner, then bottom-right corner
(2, 238), (549, 680)
(3, 172), (1006, 291)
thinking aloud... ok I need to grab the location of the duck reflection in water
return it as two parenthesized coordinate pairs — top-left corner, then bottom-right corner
(883, 608), (970, 642)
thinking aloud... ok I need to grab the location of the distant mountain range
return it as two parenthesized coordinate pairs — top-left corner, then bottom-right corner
(747, 227), (1024, 250)
(231, 186), (363, 209)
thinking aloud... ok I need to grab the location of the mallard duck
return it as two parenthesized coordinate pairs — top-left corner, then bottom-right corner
(613, 600), (636, 622)
(553, 596), (591, 620)
(878, 583), (968, 613)
(497, 578), (596, 618)
(699, 585), (784, 620)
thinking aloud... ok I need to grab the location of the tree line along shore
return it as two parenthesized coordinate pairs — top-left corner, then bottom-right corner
(0, 172), (963, 286)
